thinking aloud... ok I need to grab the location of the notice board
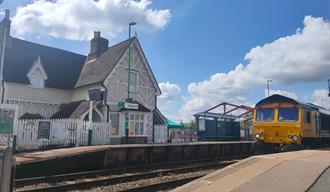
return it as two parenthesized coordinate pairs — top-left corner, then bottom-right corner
(38, 121), (50, 139)
(0, 108), (15, 134)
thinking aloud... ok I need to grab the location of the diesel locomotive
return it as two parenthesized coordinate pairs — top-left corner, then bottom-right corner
(253, 94), (330, 152)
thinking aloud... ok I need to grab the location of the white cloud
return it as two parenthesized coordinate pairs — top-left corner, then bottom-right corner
(266, 89), (298, 100)
(312, 89), (330, 109)
(158, 82), (183, 111)
(178, 16), (330, 121)
(12, 0), (171, 40)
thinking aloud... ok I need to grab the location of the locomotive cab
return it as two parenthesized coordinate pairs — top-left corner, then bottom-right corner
(253, 94), (330, 153)
(253, 102), (302, 145)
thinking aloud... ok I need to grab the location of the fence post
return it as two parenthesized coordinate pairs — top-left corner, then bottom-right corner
(88, 129), (92, 146)
(75, 120), (80, 147)
(12, 135), (16, 153)
(0, 146), (14, 192)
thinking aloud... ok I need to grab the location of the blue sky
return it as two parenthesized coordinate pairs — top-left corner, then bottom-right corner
(2, 0), (330, 121)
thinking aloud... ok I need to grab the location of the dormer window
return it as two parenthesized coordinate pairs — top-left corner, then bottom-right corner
(27, 55), (48, 89)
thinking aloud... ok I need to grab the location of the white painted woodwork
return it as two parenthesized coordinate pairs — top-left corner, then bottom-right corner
(0, 119), (110, 150)
(105, 40), (158, 142)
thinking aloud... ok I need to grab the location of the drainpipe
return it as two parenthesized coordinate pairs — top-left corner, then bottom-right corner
(101, 82), (110, 122)
(152, 95), (157, 143)
(0, 28), (7, 104)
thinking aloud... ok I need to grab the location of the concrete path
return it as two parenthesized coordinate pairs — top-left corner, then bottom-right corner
(172, 149), (330, 192)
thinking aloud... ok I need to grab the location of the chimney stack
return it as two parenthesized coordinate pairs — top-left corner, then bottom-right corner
(4, 9), (10, 19)
(88, 31), (109, 60)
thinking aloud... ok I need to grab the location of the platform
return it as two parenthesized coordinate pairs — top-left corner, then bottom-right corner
(171, 149), (330, 192)
(14, 141), (254, 178)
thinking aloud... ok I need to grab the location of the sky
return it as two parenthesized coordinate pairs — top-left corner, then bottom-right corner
(1, 0), (330, 122)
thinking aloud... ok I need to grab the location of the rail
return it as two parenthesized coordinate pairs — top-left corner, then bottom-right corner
(15, 159), (238, 192)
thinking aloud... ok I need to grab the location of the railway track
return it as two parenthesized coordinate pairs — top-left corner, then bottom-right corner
(15, 159), (238, 192)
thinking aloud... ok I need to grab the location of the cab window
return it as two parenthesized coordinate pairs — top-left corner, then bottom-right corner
(303, 110), (311, 123)
(278, 108), (298, 121)
(256, 108), (274, 121)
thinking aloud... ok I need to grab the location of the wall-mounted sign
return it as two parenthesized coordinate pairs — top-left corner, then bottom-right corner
(88, 89), (103, 101)
(117, 102), (139, 110)
(124, 102), (139, 110)
(38, 121), (50, 139)
(0, 108), (15, 134)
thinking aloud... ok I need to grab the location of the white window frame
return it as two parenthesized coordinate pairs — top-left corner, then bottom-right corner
(110, 112), (120, 136)
(128, 112), (145, 136)
(129, 70), (138, 93)
(29, 77), (45, 89)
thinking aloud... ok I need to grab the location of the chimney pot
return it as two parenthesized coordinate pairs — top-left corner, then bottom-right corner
(94, 31), (100, 38)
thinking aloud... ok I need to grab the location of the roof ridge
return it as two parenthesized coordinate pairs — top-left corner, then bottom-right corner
(11, 37), (86, 57)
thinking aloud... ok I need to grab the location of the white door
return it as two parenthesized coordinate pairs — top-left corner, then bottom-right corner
(154, 125), (167, 143)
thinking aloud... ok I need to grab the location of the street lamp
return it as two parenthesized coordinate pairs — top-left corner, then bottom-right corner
(266, 80), (272, 97)
(127, 21), (136, 101)
(125, 21), (137, 144)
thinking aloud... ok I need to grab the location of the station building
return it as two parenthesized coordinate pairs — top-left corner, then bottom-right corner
(0, 10), (167, 144)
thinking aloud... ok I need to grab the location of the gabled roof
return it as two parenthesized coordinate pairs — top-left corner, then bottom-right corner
(153, 108), (167, 125)
(3, 37), (86, 90)
(51, 101), (83, 119)
(26, 55), (48, 80)
(75, 37), (161, 95)
(75, 38), (132, 88)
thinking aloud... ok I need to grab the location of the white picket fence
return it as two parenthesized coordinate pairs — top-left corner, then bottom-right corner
(0, 119), (110, 150)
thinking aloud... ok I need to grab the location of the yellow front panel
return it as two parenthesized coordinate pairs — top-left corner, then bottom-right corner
(253, 102), (302, 144)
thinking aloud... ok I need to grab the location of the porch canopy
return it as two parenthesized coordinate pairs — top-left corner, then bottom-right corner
(165, 117), (184, 129)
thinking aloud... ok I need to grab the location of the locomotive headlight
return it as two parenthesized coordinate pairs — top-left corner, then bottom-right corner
(292, 135), (298, 141)
(255, 133), (261, 139)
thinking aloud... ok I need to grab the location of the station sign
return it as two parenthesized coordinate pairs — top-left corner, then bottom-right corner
(118, 102), (139, 110)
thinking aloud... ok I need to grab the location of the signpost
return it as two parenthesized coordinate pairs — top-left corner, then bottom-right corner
(38, 121), (50, 139)
(87, 88), (104, 145)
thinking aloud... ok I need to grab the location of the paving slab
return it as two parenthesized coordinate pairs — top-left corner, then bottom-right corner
(171, 149), (330, 192)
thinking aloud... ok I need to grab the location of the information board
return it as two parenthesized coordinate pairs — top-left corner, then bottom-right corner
(0, 108), (15, 134)
(88, 89), (103, 101)
(38, 121), (50, 139)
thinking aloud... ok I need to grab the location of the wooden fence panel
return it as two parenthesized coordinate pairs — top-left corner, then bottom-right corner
(0, 119), (110, 150)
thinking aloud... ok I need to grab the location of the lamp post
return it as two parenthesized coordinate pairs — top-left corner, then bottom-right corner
(266, 79), (272, 97)
(127, 21), (136, 101)
(125, 21), (136, 144)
